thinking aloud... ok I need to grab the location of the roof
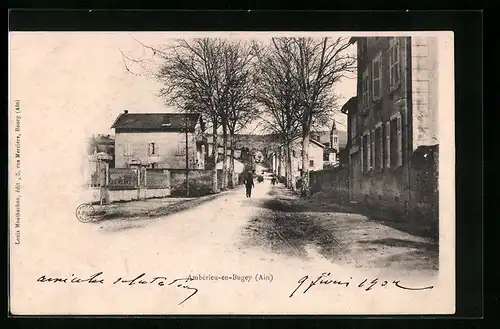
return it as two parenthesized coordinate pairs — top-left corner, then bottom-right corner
(309, 138), (326, 148)
(341, 97), (358, 114)
(324, 147), (338, 153)
(111, 112), (202, 130)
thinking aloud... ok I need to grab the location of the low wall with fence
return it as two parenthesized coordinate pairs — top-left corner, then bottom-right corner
(83, 167), (171, 204)
(83, 164), (243, 203)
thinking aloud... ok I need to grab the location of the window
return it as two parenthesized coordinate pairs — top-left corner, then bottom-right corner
(148, 142), (156, 156)
(361, 69), (370, 112)
(374, 125), (383, 171)
(334, 137), (338, 144)
(292, 150), (296, 157)
(309, 160), (314, 168)
(387, 113), (403, 168)
(124, 143), (132, 156)
(389, 38), (401, 90)
(372, 53), (382, 101)
(161, 116), (171, 127)
(361, 132), (372, 173)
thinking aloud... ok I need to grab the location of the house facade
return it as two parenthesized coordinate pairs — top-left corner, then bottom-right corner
(111, 111), (206, 169)
(347, 36), (439, 211)
(278, 137), (325, 179)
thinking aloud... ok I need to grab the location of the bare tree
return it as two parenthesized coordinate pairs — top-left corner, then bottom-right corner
(220, 41), (259, 188)
(121, 37), (263, 192)
(122, 38), (229, 193)
(271, 37), (356, 196)
(253, 39), (302, 190)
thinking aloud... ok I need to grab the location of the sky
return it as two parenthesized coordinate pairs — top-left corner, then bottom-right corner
(10, 32), (357, 138)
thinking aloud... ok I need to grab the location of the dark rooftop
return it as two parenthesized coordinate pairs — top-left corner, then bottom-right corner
(341, 97), (358, 114)
(111, 111), (202, 130)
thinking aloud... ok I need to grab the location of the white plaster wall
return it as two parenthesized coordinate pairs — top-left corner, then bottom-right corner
(411, 36), (439, 150)
(115, 131), (199, 169)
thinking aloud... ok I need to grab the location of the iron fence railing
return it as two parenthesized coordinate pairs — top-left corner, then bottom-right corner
(108, 168), (138, 189)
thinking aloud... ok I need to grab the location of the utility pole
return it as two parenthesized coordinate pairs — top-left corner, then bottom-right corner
(184, 114), (189, 197)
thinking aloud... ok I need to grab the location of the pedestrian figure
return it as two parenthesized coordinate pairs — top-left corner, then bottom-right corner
(271, 175), (276, 186)
(244, 171), (255, 198)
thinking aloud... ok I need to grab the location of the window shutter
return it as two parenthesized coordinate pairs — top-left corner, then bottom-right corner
(370, 131), (374, 170)
(367, 132), (371, 171)
(396, 115), (403, 166)
(395, 43), (401, 84)
(361, 136), (366, 172)
(385, 122), (391, 168)
(396, 40), (401, 85)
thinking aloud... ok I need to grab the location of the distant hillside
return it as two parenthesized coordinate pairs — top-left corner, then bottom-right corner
(207, 130), (347, 150)
(207, 134), (281, 151)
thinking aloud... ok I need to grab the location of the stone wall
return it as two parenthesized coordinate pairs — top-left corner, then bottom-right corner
(310, 167), (349, 201)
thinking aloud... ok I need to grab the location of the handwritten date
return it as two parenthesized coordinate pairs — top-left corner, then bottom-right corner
(290, 272), (434, 298)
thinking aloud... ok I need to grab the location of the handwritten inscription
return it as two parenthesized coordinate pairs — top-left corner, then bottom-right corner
(289, 272), (434, 298)
(36, 272), (198, 305)
(36, 271), (435, 305)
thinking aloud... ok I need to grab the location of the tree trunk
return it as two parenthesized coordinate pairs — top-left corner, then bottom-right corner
(286, 142), (295, 191)
(283, 146), (289, 187)
(277, 147), (282, 179)
(229, 134), (235, 188)
(211, 123), (218, 193)
(222, 125), (228, 191)
(301, 133), (311, 197)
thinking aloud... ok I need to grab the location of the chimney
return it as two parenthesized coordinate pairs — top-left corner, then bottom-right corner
(124, 109), (129, 114)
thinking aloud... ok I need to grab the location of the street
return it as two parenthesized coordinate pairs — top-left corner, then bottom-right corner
(88, 179), (438, 278)
(19, 178), (441, 314)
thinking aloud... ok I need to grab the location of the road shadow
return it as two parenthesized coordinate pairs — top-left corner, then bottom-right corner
(368, 213), (439, 241)
(243, 208), (344, 259)
(261, 186), (359, 214)
(242, 187), (347, 258)
(242, 186), (439, 271)
(267, 186), (438, 241)
(357, 238), (439, 253)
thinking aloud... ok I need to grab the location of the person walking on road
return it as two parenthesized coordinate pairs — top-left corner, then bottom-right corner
(244, 171), (255, 198)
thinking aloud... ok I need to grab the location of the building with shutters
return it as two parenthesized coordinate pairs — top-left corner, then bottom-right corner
(111, 110), (206, 170)
(347, 36), (439, 212)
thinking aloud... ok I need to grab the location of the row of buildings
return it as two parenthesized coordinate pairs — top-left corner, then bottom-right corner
(343, 36), (439, 210)
(272, 122), (348, 179)
(87, 109), (349, 177)
(87, 111), (275, 173)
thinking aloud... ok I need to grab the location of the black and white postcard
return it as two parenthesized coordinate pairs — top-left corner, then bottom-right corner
(8, 31), (455, 315)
